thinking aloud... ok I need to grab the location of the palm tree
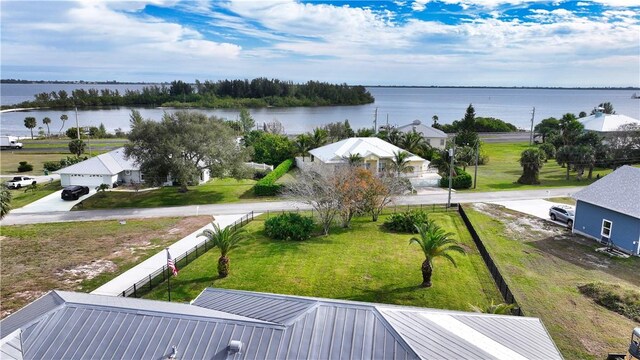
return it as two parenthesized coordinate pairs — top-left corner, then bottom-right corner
(197, 222), (247, 278)
(380, 128), (402, 147)
(517, 147), (545, 185)
(295, 133), (312, 161)
(0, 185), (11, 219)
(42, 117), (52, 137)
(432, 115), (439, 126)
(470, 300), (516, 315)
(345, 153), (363, 166)
(390, 150), (414, 176)
(400, 129), (425, 154)
(24, 117), (37, 139)
(310, 128), (328, 149)
(410, 222), (466, 287)
(429, 149), (456, 177)
(59, 114), (68, 134)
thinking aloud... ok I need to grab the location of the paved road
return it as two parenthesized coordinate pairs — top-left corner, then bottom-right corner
(1, 187), (584, 225)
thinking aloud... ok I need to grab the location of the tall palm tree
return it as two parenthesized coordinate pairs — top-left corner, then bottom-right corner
(470, 300), (516, 315)
(42, 117), (52, 137)
(400, 129), (425, 154)
(0, 185), (11, 220)
(59, 114), (68, 134)
(380, 128), (402, 147)
(310, 128), (328, 149)
(24, 117), (37, 139)
(517, 147), (545, 185)
(410, 222), (466, 287)
(390, 150), (414, 177)
(295, 133), (312, 161)
(197, 222), (247, 278)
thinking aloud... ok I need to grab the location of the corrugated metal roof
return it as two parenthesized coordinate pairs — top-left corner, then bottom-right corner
(309, 137), (425, 164)
(578, 112), (640, 132)
(397, 123), (448, 138)
(573, 165), (640, 219)
(55, 147), (137, 175)
(0, 330), (23, 360)
(0, 292), (64, 338)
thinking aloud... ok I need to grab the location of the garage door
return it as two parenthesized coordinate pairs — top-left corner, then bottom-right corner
(66, 174), (105, 187)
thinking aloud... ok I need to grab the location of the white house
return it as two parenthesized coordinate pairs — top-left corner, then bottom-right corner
(56, 147), (210, 188)
(396, 120), (449, 149)
(297, 137), (441, 187)
(578, 109), (640, 133)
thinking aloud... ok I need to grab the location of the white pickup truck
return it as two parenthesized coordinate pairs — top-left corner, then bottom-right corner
(6, 176), (37, 189)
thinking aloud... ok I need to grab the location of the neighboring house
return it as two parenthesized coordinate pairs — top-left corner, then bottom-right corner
(0, 288), (563, 360)
(572, 165), (640, 256)
(298, 137), (431, 178)
(396, 120), (448, 149)
(55, 147), (210, 188)
(578, 109), (640, 133)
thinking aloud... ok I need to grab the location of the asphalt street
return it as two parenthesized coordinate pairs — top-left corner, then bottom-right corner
(1, 187), (584, 225)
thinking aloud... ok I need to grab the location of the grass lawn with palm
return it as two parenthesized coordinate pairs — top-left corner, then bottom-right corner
(469, 142), (615, 192)
(75, 178), (275, 210)
(8, 180), (62, 209)
(144, 211), (502, 312)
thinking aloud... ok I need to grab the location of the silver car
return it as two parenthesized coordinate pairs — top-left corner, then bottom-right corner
(549, 205), (575, 227)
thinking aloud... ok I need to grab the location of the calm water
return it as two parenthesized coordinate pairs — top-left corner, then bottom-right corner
(1, 83), (639, 136)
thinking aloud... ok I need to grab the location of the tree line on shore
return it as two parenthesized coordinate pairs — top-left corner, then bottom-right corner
(2, 78), (375, 110)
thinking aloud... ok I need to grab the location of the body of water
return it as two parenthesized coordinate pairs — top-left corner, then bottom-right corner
(1, 83), (638, 137)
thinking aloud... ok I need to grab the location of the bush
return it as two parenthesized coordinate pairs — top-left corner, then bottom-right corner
(43, 156), (87, 172)
(17, 161), (33, 172)
(538, 142), (556, 160)
(43, 161), (63, 172)
(578, 282), (640, 322)
(254, 158), (294, 196)
(439, 168), (472, 189)
(264, 212), (315, 241)
(253, 169), (271, 180)
(383, 209), (430, 233)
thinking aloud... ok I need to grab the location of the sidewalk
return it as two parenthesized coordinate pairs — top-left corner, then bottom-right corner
(91, 213), (253, 296)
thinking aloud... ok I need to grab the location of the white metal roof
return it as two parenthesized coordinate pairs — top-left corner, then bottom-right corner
(578, 112), (640, 132)
(309, 137), (426, 164)
(55, 147), (139, 176)
(397, 121), (448, 138)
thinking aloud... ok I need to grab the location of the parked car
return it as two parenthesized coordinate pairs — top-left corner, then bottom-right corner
(6, 176), (36, 189)
(549, 205), (575, 227)
(61, 185), (90, 200)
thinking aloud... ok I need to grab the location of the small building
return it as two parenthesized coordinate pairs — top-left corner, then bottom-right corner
(578, 109), (640, 133)
(0, 288), (563, 359)
(572, 165), (640, 256)
(56, 147), (210, 188)
(396, 120), (448, 149)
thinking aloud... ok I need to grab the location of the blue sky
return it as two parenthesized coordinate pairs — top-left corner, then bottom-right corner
(1, 0), (639, 86)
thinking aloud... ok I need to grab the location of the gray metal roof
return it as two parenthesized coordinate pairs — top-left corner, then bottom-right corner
(1, 289), (563, 360)
(573, 165), (640, 219)
(396, 122), (448, 139)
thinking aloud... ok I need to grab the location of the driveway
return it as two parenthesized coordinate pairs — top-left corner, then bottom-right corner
(11, 188), (97, 214)
(491, 199), (574, 227)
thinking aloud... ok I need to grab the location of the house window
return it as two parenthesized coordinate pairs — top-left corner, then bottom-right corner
(364, 162), (371, 170)
(440, 139), (445, 146)
(140, 173), (144, 181)
(378, 161), (386, 172)
(601, 219), (612, 238)
(426, 138), (432, 145)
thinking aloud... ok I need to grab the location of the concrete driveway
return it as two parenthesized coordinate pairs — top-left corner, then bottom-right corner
(491, 199), (574, 227)
(12, 188), (97, 214)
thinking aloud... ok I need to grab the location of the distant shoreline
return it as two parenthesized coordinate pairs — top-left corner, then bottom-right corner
(1, 80), (638, 90)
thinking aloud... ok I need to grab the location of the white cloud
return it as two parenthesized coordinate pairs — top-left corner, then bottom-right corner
(411, 0), (431, 12)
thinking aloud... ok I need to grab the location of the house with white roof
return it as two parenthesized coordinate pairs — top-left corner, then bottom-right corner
(396, 120), (449, 149)
(56, 147), (210, 188)
(578, 109), (640, 133)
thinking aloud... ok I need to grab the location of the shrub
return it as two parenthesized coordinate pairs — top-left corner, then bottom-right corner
(264, 212), (315, 241)
(538, 142), (556, 160)
(254, 158), (294, 196)
(17, 161), (33, 172)
(578, 282), (640, 322)
(439, 168), (472, 189)
(253, 169), (271, 180)
(43, 161), (63, 172)
(383, 209), (430, 233)
(43, 156), (87, 172)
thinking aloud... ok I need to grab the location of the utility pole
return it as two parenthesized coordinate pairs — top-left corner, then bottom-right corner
(529, 107), (536, 146)
(473, 140), (479, 189)
(75, 107), (80, 140)
(373, 107), (378, 134)
(447, 147), (455, 208)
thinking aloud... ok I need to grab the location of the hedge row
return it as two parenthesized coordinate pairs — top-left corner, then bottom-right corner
(254, 158), (294, 196)
(439, 167), (472, 189)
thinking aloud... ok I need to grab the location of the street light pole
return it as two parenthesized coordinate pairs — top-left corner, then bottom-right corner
(473, 140), (479, 189)
(447, 147), (454, 208)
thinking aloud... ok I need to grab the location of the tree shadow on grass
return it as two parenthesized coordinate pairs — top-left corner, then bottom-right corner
(344, 284), (424, 304)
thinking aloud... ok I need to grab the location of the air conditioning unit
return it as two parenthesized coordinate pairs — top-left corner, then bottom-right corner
(124, 170), (131, 175)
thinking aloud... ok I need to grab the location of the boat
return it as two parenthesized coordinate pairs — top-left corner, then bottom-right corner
(632, 92), (640, 99)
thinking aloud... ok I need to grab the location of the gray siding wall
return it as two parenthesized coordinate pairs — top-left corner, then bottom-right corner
(574, 200), (640, 255)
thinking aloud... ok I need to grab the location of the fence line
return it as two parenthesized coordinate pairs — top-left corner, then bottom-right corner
(457, 205), (524, 316)
(120, 211), (254, 298)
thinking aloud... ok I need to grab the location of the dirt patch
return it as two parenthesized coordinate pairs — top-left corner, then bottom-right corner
(473, 203), (564, 242)
(55, 260), (118, 285)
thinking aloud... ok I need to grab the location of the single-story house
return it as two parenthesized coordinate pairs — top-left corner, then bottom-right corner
(572, 165), (640, 256)
(55, 147), (210, 188)
(0, 288), (563, 360)
(298, 137), (431, 178)
(396, 120), (448, 149)
(578, 109), (640, 133)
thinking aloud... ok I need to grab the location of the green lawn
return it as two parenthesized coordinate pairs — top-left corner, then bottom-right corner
(8, 180), (62, 209)
(464, 205), (640, 360)
(1, 152), (64, 175)
(469, 142), (616, 192)
(75, 178), (274, 210)
(144, 212), (503, 312)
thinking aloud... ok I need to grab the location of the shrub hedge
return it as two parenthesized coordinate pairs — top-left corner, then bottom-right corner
(264, 212), (315, 241)
(439, 167), (472, 189)
(254, 158), (293, 196)
(383, 209), (430, 233)
(17, 161), (33, 172)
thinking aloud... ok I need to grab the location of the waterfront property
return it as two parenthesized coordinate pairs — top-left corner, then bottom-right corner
(55, 147), (210, 188)
(396, 119), (448, 149)
(0, 289), (562, 360)
(572, 165), (640, 256)
(578, 108), (640, 133)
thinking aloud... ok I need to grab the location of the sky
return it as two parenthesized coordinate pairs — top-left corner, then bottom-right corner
(1, 0), (639, 87)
